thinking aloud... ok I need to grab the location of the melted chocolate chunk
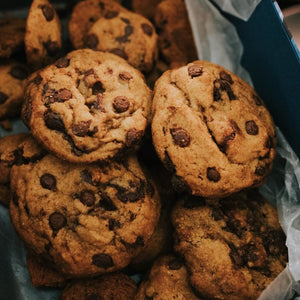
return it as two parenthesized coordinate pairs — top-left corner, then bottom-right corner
(170, 128), (190, 147)
(188, 65), (203, 78)
(40, 173), (56, 190)
(113, 181), (145, 203)
(113, 96), (129, 113)
(39, 5), (54, 21)
(110, 48), (128, 60)
(92, 81), (105, 95)
(219, 71), (233, 84)
(55, 57), (70, 68)
(141, 23), (153, 36)
(213, 79), (236, 101)
(56, 88), (72, 101)
(0, 92), (8, 104)
(92, 253), (113, 269)
(98, 192), (117, 211)
(49, 212), (66, 231)
(9, 65), (29, 79)
(119, 72), (132, 81)
(72, 120), (92, 137)
(80, 169), (93, 184)
(85, 34), (99, 49)
(44, 110), (65, 132)
(104, 10), (118, 19)
(125, 129), (144, 147)
(80, 190), (95, 206)
(228, 243), (244, 267)
(206, 167), (221, 182)
(245, 120), (259, 135)
(168, 258), (183, 270)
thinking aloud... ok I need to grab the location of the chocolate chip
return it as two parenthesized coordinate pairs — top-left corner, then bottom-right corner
(0, 92), (8, 104)
(113, 96), (129, 113)
(9, 65), (29, 79)
(80, 169), (93, 184)
(113, 182), (145, 203)
(207, 167), (221, 182)
(183, 196), (206, 208)
(56, 88), (72, 101)
(55, 57), (70, 68)
(211, 207), (224, 221)
(228, 243), (244, 267)
(49, 212), (66, 231)
(40, 173), (56, 190)
(168, 258), (183, 270)
(85, 34), (99, 49)
(44, 110), (65, 132)
(245, 120), (259, 135)
(92, 81), (105, 95)
(80, 190), (95, 206)
(40, 5), (54, 21)
(253, 94), (263, 106)
(119, 72), (132, 81)
(188, 65), (203, 78)
(43, 40), (60, 57)
(141, 23), (153, 36)
(213, 79), (236, 101)
(104, 10), (118, 19)
(72, 120), (92, 137)
(32, 74), (42, 85)
(170, 128), (190, 147)
(99, 192), (117, 211)
(110, 48), (128, 60)
(219, 71), (233, 84)
(125, 129), (144, 147)
(92, 254), (113, 269)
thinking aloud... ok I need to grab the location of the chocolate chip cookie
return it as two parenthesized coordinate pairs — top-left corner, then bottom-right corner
(85, 10), (158, 73)
(10, 151), (160, 277)
(154, 0), (197, 68)
(25, 0), (62, 67)
(152, 61), (276, 197)
(0, 62), (30, 120)
(61, 272), (137, 300)
(134, 255), (201, 300)
(69, 0), (127, 49)
(26, 251), (67, 287)
(0, 133), (30, 206)
(171, 190), (287, 300)
(0, 17), (26, 58)
(22, 49), (152, 163)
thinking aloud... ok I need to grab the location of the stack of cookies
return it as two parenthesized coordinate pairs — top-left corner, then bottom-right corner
(0, 0), (288, 299)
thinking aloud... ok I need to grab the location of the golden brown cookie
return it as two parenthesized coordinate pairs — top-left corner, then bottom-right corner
(0, 17), (26, 58)
(154, 0), (197, 68)
(85, 10), (158, 73)
(152, 61), (276, 197)
(22, 49), (152, 163)
(0, 62), (30, 120)
(61, 273), (137, 300)
(171, 190), (287, 300)
(134, 255), (201, 300)
(68, 0), (127, 49)
(10, 141), (160, 277)
(25, 0), (62, 67)
(26, 251), (67, 288)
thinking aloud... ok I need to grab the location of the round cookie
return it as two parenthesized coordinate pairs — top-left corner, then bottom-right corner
(68, 0), (127, 49)
(10, 148), (160, 277)
(154, 0), (197, 68)
(85, 10), (158, 73)
(171, 190), (288, 300)
(61, 273), (137, 300)
(25, 0), (62, 67)
(134, 255), (201, 300)
(0, 62), (30, 120)
(0, 133), (29, 206)
(0, 17), (26, 58)
(22, 49), (152, 163)
(152, 61), (276, 197)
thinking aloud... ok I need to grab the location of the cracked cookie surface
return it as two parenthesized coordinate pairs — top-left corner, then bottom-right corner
(134, 255), (201, 300)
(25, 0), (62, 67)
(171, 190), (287, 300)
(22, 49), (152, 163)
(152, 60), (276, 197)
(10, 143), (160, 277)
(85, 10), (158, 73)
